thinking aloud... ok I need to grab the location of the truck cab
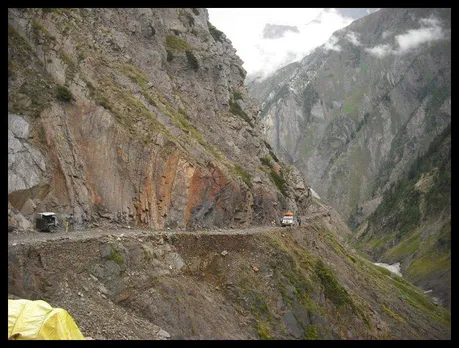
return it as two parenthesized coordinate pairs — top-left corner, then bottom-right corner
(35, 212), (58, 232)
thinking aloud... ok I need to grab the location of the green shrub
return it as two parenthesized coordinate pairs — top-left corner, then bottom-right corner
(260, 156), (272, 167)
(234, 164), (252, 188)
(185, 13), (194, 26)
(233, 91), (243, 100)
(256, 320), (272, 340)
(268, 150), (279, 163)
(56, 85), (74, 102)
(237, 65), (247, 79)
(192, 8), (200, 15)
(108, 251), (124, 265)
(42, 8), (55, 13)
(185, 50), (199, 70)
(208, 21), (224, 42)
(305, 325), (318, 340)
(166, 50), (174, 62)
(263, 140), (273, 151)
(269, 169), (288, 196)
(229, 97), (253, 127)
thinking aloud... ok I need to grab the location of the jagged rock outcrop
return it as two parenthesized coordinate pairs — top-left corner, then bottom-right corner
(8, 8), (311, 229)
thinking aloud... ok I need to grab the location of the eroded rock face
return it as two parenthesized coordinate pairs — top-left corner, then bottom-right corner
(8, 114), (46, 194)
(8, 8), (311, 228)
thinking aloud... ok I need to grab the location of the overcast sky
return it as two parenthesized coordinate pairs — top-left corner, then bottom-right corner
(207, 8), (360, 78)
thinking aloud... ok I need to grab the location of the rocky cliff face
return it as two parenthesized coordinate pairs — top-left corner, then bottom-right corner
(8, 8), (311, 230)
(250, 8), (451, 221)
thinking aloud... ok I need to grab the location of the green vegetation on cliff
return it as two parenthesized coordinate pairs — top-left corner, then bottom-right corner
(354, 123), (450, 305)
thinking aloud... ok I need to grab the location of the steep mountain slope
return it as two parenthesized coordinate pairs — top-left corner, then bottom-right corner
(8, 215), (451, 340)
(250, 8), (450, 221)
(354, 124), (451, 308)
(8, 8), (310, 230)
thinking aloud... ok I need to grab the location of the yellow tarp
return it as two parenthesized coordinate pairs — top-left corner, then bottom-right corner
(8, 299), (85, 340)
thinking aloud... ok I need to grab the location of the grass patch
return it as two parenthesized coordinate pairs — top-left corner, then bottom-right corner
(165, 35), (191, 51)
(392, 276), (450, 325)
(120, 63), (157, 107)
(269, 169), (288, 196)
(89, 77), (167, 143)
(304, 324), (318, 340)
(256, 320), (272, 339)
(233, 164), (252, 188)
(121, 64), (148, 87)
(60, 51), (77, 81)
(314, 259), (353, 308)
(368, 234), (392, 249)
(384, 231), (421, 260)
(158, 97), (224, 160)
(108, 251), (124, 265)
(381, 305), (407, 325)
(405, 252), (450, 281)
(31, 20), (56, 45)
(8, 24), (55, 117)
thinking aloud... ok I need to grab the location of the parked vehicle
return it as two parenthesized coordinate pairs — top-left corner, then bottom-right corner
(281, 212), (295, 227)
(35, 212), (58, 232)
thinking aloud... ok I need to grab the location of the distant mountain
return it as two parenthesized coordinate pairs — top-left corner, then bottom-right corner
(336, 8), (379, 20)
(246, 8), (377, 80)
(249, 8), (451, 306)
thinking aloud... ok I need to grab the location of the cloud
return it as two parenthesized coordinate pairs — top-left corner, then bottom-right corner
(207, 8), (353, 77)
(364, 44), (394, 58)
(365, 15), (446, 58)
(323, 35), (342, 52)
(382, 30), (392, 39)
(419, 17), (441, 27)
(395, 17), (444, 53)
(346, 31), (361, 46)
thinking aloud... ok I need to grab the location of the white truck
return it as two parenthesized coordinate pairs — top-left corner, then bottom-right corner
(280, 212), (295, 227)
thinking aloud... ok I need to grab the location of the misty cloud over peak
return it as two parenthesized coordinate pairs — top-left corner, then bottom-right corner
(365, 14), (448, 58)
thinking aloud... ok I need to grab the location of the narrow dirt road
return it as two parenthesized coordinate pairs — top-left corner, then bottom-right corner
(8, 211), (332, 247)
